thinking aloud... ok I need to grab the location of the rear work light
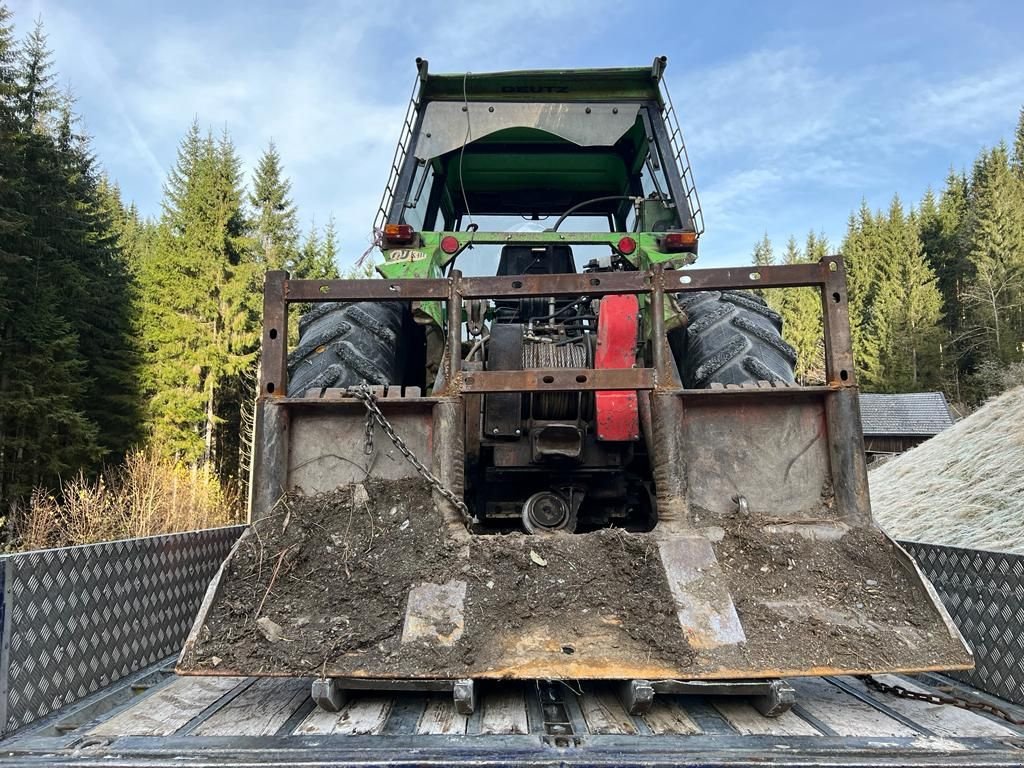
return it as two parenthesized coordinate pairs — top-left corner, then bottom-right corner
(659, 231), (698, 253)
(616, 236), (637, 256)
(440, 235), (461, 255)
(383, 223), (416, 245)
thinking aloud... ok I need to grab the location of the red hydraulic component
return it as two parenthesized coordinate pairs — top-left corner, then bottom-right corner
(594, 293), (640, 441)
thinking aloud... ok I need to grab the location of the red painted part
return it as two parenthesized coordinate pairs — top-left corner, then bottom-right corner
(594, 293), (641, 441)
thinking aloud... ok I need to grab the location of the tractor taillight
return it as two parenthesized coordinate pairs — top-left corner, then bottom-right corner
(440, 235), (460, 255)
(617, 236), (637, 255)
(659, 231), (698, 253)
(383, 223), (415, 245)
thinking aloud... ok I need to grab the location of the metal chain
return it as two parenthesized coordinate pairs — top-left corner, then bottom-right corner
(349, 384), (472, 524)
(860, 675), (1024, 726)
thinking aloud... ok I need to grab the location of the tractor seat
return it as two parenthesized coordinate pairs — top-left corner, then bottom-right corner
(494, 245), (577, 324)
(496, 244), (576, 277)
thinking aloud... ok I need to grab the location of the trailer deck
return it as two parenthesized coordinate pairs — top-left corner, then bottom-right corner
(3, 662), (1022, 766)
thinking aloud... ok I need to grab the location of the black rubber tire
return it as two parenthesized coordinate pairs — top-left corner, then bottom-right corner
(670, 290), (797, 388)
(288, 301), (406, 394)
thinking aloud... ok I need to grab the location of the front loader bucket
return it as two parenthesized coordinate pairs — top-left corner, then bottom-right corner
(179, 263), (971, 682)
(179, 383), (972, 682)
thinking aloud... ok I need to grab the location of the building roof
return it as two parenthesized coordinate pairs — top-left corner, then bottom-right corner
(859, 392), (955, 437)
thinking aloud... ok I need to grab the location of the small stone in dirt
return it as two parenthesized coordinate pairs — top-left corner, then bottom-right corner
(486, 580), (494, 589)
(209, 656), (222, 667)
(530, 550), (548, 567)
(865, 579), (878, 586)
(353, 483), (370, 506)
(256, 616), (288, 643)
(400, 520), (410, 531)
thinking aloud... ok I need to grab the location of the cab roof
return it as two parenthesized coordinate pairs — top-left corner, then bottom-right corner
(417, 58), (667, 106)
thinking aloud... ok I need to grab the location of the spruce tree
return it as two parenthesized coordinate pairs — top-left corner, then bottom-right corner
(841, 202), (885, 386)
(962, 144), (1024, 365)
(137, 124), (259, 483)
(293, 219), (340, 280)
(769, 235), (824, 384)
(751, 232), (774, 267)
(47, 98), (141, 462)
(0, 16), (109, 511)
(1012, 107), (1024, 180)
(319, 216), (341, 279)
(873, 202), (944, 390)
(250, 140), (298, 271)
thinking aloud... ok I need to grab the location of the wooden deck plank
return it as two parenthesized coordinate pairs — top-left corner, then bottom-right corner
(193, 678), (308, 736)
(578, 689), (639, 735)
(295, 694), (393, 735)
(791, 677), (916, 737)
(480, 687), (528, 735)
(416, 695), (469, 735)
(643, 697), (702, 735)
(713, 700), (819, 736)
(849, 675), (1019, 739)
(90, 676), (245, 737)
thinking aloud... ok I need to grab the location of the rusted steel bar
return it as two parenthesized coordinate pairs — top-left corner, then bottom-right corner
(649, 392), (688, 529)
(461, 271), (652, 299)
(649, 266), (678, 385)
(286, 277), (450, 302)
(673, 261), (827, 292)
(461, 368), (655, 393)
(250, 401), (290, 521)
(826, 387), (873, 526)
(819, 256), (857, 387)
(261, 270), (289, 398)
(447, 271), (463, 389)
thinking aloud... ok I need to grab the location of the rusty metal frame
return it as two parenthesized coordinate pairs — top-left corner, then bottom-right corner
(260, 256), (856, 400)
(256, 256), (866, 529)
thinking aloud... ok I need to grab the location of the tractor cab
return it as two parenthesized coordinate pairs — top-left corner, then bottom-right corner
(374, 57), (703, 282)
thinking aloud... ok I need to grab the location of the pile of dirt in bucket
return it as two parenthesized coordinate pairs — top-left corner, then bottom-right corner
(183, 479), (968, 678)
(707, 512), (970, 673)
(185, 478), (690, 676)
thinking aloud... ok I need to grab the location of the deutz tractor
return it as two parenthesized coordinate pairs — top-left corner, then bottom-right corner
(180, 58), (971, 716)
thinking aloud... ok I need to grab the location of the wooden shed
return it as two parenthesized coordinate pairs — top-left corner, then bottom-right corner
(859, 391), (955, 460)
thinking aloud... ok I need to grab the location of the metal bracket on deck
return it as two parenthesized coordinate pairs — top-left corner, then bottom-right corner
(310, 677), (476, 715)
(622, 678), (796, 717)
(311, 678), (347, 712)
(453, 678), (476, 715)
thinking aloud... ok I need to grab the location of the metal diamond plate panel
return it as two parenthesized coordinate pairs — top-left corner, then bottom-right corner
(901, 540), (1024, 706)
(0, 525), (243, 735)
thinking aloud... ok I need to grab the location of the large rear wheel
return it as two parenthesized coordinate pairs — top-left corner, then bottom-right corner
(287, 302), (407, 394)
(671, 291), (797, 388)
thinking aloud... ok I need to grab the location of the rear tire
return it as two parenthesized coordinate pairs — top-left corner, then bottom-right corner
(288, 302), (406, 394)
(670, 291), (797, 388)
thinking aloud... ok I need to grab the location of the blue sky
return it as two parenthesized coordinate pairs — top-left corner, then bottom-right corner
(9, 0), (1024, 268)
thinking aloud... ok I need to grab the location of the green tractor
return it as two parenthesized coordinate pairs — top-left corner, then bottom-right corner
(180, 57), (971, 716)
(288, 58), (795, 535)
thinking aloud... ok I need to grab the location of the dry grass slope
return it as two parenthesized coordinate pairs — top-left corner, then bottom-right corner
(869, 386), (1024, 553)
(10, 449), (242, 551)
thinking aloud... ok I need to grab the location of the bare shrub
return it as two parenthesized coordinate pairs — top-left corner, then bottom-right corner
(8, 448), (242, 551)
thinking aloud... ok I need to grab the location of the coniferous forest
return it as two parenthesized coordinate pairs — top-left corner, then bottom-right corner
(0, 7), (337, 540)
(1, 4), (1022, 543)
